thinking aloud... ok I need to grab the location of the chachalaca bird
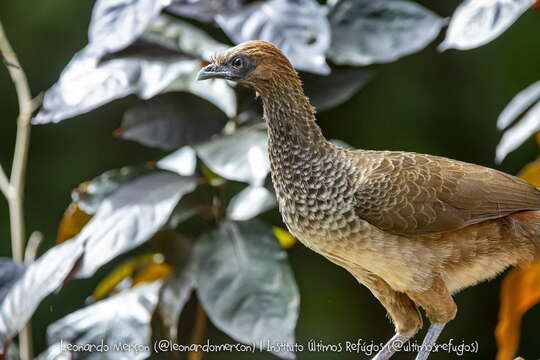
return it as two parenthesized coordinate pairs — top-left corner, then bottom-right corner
(197, 40), (540, 360)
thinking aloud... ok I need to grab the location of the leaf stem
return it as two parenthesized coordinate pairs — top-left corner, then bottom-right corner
(0, 19), (34, 360)
(188, 301), (208, 360)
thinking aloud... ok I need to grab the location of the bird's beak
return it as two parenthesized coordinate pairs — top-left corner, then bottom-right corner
(197, 63), (231, 81)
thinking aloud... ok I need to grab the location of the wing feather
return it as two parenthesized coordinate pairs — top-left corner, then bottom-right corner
(353, 151), (540, 236)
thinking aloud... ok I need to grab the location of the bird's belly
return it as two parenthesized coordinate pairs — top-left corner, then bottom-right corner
(279, 197), (442, 292)
(276, 192), (412, 289)
(287, 213), (431, 292)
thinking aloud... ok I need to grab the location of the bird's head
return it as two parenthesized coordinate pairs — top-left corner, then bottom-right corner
(197, 40), (299, 95)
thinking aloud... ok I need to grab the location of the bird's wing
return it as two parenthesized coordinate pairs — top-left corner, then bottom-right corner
(352, 150), (540, 236)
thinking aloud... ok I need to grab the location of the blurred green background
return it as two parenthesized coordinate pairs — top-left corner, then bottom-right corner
(1, 1), (539, 359)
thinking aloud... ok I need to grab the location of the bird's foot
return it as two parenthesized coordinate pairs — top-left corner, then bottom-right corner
(372, 332), (413, 360)
(414, 322), (446, 360)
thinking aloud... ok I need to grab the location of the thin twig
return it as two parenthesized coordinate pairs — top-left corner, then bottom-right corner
(188, 301), (208, 360)
(24, 231), (43, 264)
(0, 19), (34, 360)
(2, 58), (19, 69)
(0, 165), (10, 198)
(0, 19), (33, 260)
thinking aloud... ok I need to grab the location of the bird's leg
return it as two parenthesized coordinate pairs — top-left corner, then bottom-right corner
(414, 322), (446, 360)
(322, 256), (422, 360)
(372, 331), (415, 360)
(407, 277), (457, 360)
(342, 266), (422, 360)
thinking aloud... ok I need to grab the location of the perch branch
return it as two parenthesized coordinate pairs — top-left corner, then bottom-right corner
(188, 301), (208, 360)
(0, 19), (34, 360)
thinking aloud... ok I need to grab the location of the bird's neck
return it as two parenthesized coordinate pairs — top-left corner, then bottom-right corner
(258, 77), (346, 203)
(260, 81), (328, 148)
(258, 77), (355, 240)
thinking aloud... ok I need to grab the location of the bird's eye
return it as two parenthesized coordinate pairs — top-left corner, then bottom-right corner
(232, 57), (243, 68)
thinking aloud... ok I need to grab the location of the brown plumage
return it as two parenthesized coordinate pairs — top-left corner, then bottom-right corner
(197, 40), (540, 360)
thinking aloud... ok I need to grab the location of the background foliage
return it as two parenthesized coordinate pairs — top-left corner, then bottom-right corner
(0, 0), (540, 359)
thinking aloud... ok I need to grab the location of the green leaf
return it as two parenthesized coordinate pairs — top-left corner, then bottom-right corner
(194, 220), (299, 359)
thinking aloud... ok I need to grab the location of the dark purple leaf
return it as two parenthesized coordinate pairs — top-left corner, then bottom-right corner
(194, 129), (269, 186)
(226, 186), (276, 221)
(32, 44), (194, 124)
(74, 172), (198, 279)
(47, 282), (162, 360)
(118, 93), (227, 151)
(0, 240), (84, 348)
(195, 220), (299, 359)
(0, 260), (26, 304)
(143, 15), (228, 61)
(496, 81), (540, 162)
(303, 68), (373, 111)
(34, 17), (236, 124)
(440, 0), (534, 51)
(73, 164), (156, 214)
(89, 0), (170, 54)
(158, 265), (195, 341)
(157, 146), (197, 176)
(217, 0), (331, 75)
(328, 0), (444, 65)
(167, 0), (243, 23)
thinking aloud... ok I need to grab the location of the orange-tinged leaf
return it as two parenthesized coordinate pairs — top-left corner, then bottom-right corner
(518, 157), (540, 187)
(93, 254), (163, 300)
(272, 226), (297, 248)
(496, 261), (540, 360)
(93, 262), (136, 301)
(497, 161), (540, 359)
(533, 0), (540, 8)
(132, 263), (172, 286)
(56, 201), (93, 243)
